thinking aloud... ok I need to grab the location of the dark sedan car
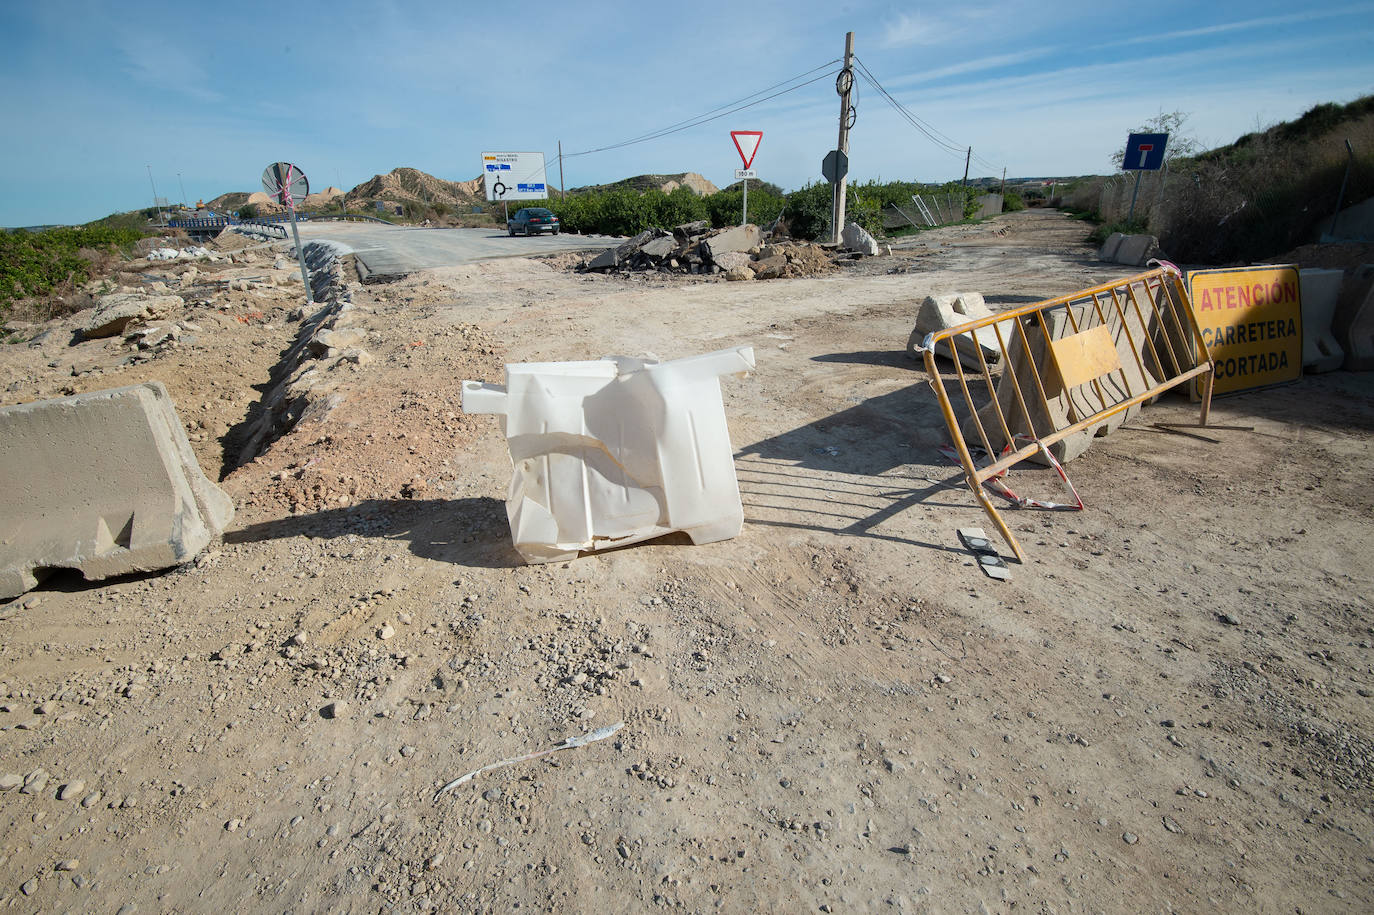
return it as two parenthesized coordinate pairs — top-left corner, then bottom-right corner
(507, 207), (560, 236)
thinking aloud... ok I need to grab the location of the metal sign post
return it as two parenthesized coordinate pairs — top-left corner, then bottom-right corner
(262, 162), (313, 304)
(730, 131), (762, 227)
(1121, 132), (1169, 223)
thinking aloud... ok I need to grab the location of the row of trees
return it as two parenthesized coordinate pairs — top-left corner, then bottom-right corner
(510, 179), (982, 240)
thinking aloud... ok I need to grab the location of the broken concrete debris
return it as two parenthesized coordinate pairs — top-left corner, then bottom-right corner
(0, 381), (234, 598)
(234, 243), (368, 467)
(463, 346), (755, 563)
(842, 221), (881, 257)
(82, 292), (186, 339)
(579, 222), (840, 279)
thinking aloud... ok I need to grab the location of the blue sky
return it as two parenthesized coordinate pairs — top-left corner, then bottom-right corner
(1, 0), (1371, 226)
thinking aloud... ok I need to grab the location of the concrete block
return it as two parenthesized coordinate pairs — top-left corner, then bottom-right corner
(0, 382), (233, 598)
(1097, 233), (1125, 262)
(907, 293), (1002, 371)
(1115, 234), (1160, 267)
(1344, 270), (1374, 371)
(841, 222), (881, 256)
(1299, 268), (1345, 373)
(964, 297), (1161, 464)
(703, 225), (760, 261)
(1334, 264), (1374, 370)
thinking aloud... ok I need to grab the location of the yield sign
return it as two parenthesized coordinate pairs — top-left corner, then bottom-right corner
(730, 131), (763, 169)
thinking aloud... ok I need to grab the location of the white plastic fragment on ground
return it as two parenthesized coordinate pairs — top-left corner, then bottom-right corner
(463, 345), (755, 563)
(434, 721), (624, 799)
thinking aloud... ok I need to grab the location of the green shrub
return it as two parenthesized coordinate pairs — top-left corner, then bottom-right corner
(0, 224), (147, 312)
(1003, 192), (1025, 212)
(782, 182), (833, 240)
(238, 203), (259, 219)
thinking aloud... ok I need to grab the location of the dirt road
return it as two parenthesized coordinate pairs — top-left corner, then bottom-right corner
(2, 209), (1372, 912)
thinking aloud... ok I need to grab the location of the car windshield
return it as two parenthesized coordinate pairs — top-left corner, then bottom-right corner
(523, 209), (553, 217)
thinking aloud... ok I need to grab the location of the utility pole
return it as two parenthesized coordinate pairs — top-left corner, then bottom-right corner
(558, 140), (566, 201)
(146, 165), (164, 224)
(830, 30), (854, 245)
(999, 167), (1006, 197)
(962, 147), (971, 187)
(177, 173), (187, 210)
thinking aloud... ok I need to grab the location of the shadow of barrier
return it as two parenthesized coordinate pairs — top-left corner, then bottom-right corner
(918, 266), (1215, 562)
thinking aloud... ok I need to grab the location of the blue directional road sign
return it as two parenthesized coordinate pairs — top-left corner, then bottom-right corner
(1123, 132), (1169, 171)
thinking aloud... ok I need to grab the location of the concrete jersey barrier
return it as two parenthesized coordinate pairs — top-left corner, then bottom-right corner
(0, 382), (233, 598)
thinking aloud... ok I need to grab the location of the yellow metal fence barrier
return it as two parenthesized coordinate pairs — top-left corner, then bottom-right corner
(920, 267), (1215, 562)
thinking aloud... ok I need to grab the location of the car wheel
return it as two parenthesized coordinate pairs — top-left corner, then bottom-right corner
(508, 226), (516, 236)
(552, 229), (560, 235)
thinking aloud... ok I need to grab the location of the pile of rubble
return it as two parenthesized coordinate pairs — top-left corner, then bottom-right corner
(579, 222), (840, 281)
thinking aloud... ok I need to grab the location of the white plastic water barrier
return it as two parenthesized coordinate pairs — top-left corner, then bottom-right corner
(463, 345), (755, 563)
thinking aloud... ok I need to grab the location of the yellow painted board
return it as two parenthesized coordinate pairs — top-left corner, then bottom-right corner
(1048, 324), (1121, 390)
(1186, 265), (1302, 397)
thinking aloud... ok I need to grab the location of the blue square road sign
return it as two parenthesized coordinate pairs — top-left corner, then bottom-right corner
(1123, 132), (1169, 171)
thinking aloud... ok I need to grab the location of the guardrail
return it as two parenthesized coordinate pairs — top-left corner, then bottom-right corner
(920, 266), (1215, 561)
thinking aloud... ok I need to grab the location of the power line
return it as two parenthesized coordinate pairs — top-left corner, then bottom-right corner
(560, 59), (842, 160)
(852, 56), (1005, 176)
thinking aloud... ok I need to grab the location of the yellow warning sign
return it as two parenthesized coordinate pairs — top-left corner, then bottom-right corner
(1186, 265), (1302, 396)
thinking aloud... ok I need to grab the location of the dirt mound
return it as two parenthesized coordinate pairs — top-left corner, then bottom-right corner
(205, 191), (250, 212)
(345, 167), (484, 212)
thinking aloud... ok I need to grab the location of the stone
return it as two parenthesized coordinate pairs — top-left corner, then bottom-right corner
(841, 222), (881, 257)
(56, 859), (79, 871)
(20, 769), (49, 795)
(1122, 832), (1139, 845)
(82, 293), (184, 339)
(725, 266), (754, 282)
(58, 780), (85, 800)
(0, 382), (234, 599)
(81, 791), (101, 808)
(21, 878), (37, 896)
(322, 700), (348, 720)
(751, 255), (788, 280)
(0, 773), (21, 791)
(712, 251), (753, 272)
(310, 328), (366, 357)
(703, 225), (761, 261)
(673, 220), (709, 239)
(639, 236), (676, 260)
(378, 623), (395, 640)
(585, 248), (617, 271)
(907, 293), (1001, 371)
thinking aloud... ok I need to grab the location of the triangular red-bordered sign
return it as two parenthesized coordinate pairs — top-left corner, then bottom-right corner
(730, 131), (763, 169)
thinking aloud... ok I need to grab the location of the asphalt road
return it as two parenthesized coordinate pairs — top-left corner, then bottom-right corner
(293, 222), (618, 280)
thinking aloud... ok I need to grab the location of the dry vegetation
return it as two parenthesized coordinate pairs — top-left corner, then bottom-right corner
(1066, 96), (1374, 264)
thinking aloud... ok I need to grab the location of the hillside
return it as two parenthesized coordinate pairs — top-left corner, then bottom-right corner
(571, 172), (719, 197)
(343, 167), (484, 212)
(1067, 94), (1374, 264)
